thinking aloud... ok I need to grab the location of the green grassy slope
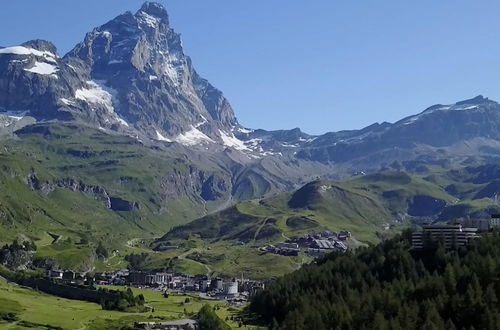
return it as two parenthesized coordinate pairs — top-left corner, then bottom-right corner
(137, 166), (500, 278)
(162, 171), (458, 245)
(3, 122), (500, 279)
(0, 123), (226, 270)
(0, 276), (254, 330)
(159, 169), (500, 275)
(150, 172), (451, 278)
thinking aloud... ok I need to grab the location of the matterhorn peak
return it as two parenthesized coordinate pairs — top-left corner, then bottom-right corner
(0, 1), (240, 148)
(136, 2), (169, 24)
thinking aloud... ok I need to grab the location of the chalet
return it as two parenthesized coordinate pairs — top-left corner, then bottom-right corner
(63, 271), (77, 281)
(48, 269), (63, 279)
(338, 231), (351, 241)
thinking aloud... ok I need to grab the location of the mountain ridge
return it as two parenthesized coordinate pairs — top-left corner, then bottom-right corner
(1, 2), (499, 165)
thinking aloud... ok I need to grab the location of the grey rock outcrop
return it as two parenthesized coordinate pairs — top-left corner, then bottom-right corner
(0, 2), (239, 144)
(26, 172), (141, 212)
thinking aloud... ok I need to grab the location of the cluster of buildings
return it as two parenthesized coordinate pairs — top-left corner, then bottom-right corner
(303, 230), (349, 257)
(127, 271), (198, 291)
(126, 272), (264, 303)
(136, 319), (198, 330)
(47, 269), (90, 284)
(261, 242), (300, 256)
(47, 268), (266, 303)
(461, 214), (500, 232)
(261, 230), (350, 257)
(412, 215), (500, 250)
(47, 269), (130, 286)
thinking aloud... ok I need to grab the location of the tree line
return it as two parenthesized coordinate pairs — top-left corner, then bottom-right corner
(99, 287), (146, 312)
(250, 230), (500, 330)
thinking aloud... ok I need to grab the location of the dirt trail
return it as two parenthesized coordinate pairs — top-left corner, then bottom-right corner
(178, 248), (212, 277)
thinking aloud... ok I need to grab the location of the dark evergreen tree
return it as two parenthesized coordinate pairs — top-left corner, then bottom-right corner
(250, 231), (500, 330)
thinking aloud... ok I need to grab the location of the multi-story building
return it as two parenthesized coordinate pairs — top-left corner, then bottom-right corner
(462, 218), (490, 232)
(223, 279), (239, 296)
(490, 214), (500, 229)
(461, 214), (500, 232)
(128, 271), (171, 285)
(411, 224), (478, 250)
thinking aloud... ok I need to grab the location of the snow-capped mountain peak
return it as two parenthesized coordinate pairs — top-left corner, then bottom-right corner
(399, 95), (497, 126)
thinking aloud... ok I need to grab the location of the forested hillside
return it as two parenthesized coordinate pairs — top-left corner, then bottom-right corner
(250, 230), (500, 330)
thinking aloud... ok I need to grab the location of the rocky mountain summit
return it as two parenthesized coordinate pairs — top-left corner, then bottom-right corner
(66, 2), (239, 140)
(0, 2), (244, 148)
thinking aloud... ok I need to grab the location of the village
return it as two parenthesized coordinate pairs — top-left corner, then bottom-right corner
(260, 229), (350, 257)
(46, 267), (266, 306)
(42, 216), (500, 308)
(42, 229), (353, 306)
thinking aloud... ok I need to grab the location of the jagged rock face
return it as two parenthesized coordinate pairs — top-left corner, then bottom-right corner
(0, 2), (238, 143)
(0, 40), (73, 120)
(0, 40), (132, 130)
(65, 1), (238, 137)
(159, 167), (231, 202)
(26, 172), (142, 212)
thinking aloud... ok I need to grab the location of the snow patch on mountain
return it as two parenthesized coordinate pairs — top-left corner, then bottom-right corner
(237, 127), (253, 134)
(9, 59), (29, 64)
(60, 98), (76, 106)
(245, 138), (263, 148)
(0, 110), (30, 120)
(281, 142), (299, 148)
(136, 11), (159, 28)
(299, 137), (316, 143)
(219, 130), (250, 151)
(75, 81), (115, 112)
(0, 46), (57, 63)
(155, 130), (171, 142)
(194, 115), (208, 128)
(402, 102), (483, 125)
(24, 62), (58, 77)
(175, 126), (214, 146)
(116, 117), (129, 127)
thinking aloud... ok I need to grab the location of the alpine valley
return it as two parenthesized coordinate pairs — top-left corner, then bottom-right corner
(1, 2), (500, 280)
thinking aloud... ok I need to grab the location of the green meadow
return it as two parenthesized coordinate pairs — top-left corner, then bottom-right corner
(0, 277), (261, 329)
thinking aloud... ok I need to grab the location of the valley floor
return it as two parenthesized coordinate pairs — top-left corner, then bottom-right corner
(0, 277), (258, 330)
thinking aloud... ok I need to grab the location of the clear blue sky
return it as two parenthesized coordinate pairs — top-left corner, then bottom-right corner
(1, 1), (500, 134)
